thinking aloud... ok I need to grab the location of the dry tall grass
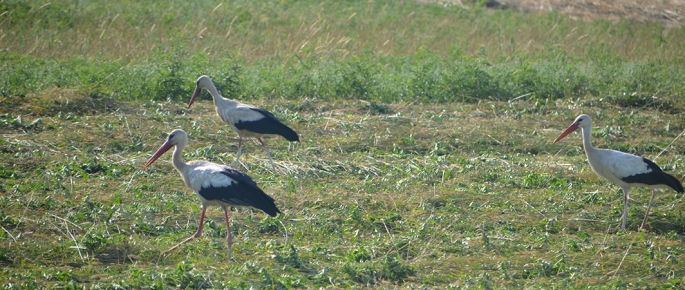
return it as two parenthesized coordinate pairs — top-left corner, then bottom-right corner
(2, 1), (684, 62)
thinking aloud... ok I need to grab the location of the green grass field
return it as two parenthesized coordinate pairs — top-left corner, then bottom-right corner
(1, 0), (684, 288)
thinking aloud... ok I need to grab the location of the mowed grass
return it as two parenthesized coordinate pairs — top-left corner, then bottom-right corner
(1, 94), (684, 288)
(1, 0), (685, 288)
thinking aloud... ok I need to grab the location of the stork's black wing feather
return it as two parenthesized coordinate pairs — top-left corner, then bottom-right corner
(621, 158), (684, 193)
(234, 108), (299, 141)
(198, 168), (281, 216)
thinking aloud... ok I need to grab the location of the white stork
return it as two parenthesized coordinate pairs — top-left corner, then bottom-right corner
(554, 114), (683, 231)
(187, 75), (300, 170)
(143, 129), (281, 258)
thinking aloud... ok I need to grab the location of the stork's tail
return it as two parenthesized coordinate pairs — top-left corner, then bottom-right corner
(662, 172), (684, 193)
(260, 202), (282, 217)
(258, 192), (282, 217)
(279, 125), (299, 142)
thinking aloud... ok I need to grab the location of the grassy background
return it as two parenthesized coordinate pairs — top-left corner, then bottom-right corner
(1, 0), (685, 288)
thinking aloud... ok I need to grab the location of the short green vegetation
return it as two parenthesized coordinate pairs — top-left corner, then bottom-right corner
(1, 0), (684, 288)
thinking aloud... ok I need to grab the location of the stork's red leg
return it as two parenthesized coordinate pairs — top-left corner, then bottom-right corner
(163, 207), (207, 255)
(258, 138), (276, 171)
(621, 187), (630, 231)
(234, 138), (244, 167)
(639, 191), (656, 231)
(223, 207), (233, 260)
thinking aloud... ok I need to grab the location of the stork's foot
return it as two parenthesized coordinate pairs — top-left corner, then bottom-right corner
(226, 236), (233, 261)
(162, 232), (202, 256)
(162, 247), (178, 256)
(638, 223), (650, 231)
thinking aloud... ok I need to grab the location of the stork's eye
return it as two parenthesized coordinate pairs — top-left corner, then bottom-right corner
(168, 133), (175, 140)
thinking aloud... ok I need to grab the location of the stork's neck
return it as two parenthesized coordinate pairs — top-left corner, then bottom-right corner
(580, 126), (598, 157)
(171, 141), (189, 173)
(204, 82), (237, 108)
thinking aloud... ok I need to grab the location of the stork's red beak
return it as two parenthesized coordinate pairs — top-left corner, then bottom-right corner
(187, 86), (202, 109)
(553, 123), (579, 144)
(144, 141), (174, 169)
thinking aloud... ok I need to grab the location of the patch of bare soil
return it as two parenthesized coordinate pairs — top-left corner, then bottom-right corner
(513, 0), (684, 28)
(424, 0), (685, 28)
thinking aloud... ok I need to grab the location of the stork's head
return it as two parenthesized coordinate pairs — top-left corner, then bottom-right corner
(144, 129), (188, 169)
(553, 114), (592, 144)
(187, 75), (214, 109)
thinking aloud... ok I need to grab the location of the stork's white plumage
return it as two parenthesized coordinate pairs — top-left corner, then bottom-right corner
(188, 75), (299, 170)
(143, 129), (280, 258)
(554, 114), (683, 231)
